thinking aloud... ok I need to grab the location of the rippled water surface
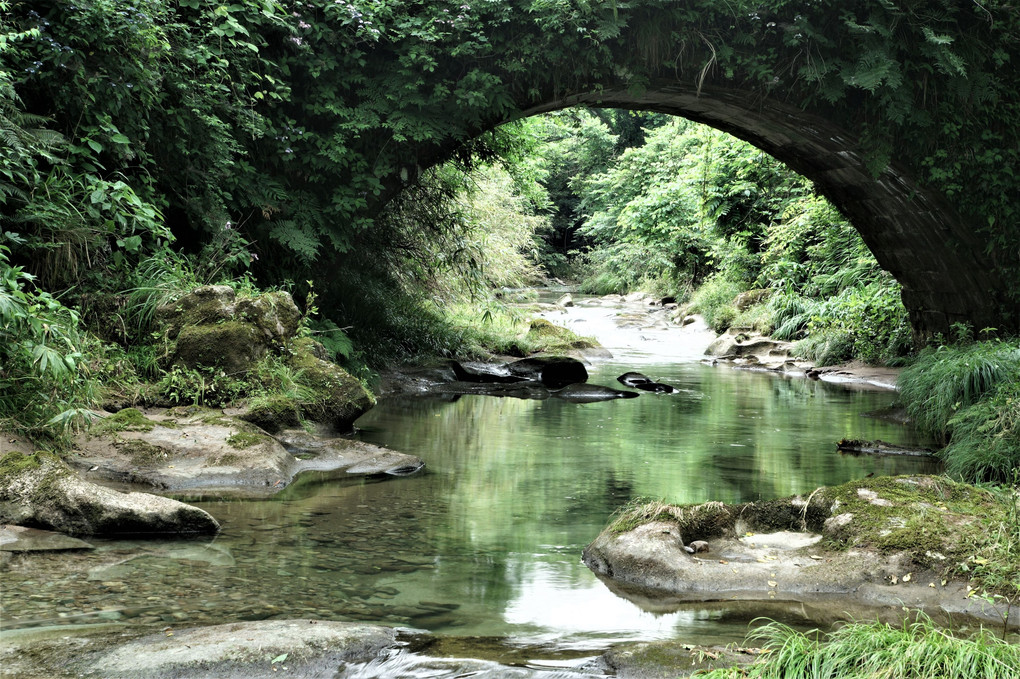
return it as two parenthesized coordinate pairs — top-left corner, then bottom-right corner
(1, 299), (938, 658)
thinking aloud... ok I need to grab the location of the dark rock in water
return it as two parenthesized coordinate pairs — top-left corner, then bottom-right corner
(634, 381), (677, 394)
(836, 439), (936, 457)
(448, 360), (526, 384)
(618, 372), (676, 393)
(506, 356), (588, 388)
(617, 372), (652, 387)
(434, 380), (550, 400)
(553, 384), (640, 403)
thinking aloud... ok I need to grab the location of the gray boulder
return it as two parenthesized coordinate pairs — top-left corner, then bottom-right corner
(81, 620), (404, 678)
(0, 453), (219, 536)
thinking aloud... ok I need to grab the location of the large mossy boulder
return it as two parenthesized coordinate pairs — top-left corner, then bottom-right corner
(158, 285), (302, 373)
(0, 452), (219, 536)
(173, 321), (266, 374)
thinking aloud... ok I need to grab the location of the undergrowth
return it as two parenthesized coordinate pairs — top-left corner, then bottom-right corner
(898, 340), (1020, 483)
(700, 617), (1020, 678)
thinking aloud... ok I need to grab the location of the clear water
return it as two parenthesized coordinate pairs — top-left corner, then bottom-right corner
(0, 302), (937, 660)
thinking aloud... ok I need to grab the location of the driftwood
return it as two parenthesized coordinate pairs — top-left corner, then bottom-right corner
(836, 439), (936, 458)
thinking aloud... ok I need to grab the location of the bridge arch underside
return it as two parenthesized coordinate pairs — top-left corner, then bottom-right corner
(519, 82), (1004, 339)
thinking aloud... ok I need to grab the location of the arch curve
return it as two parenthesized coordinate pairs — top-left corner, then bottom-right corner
(515, 81), (998, 338)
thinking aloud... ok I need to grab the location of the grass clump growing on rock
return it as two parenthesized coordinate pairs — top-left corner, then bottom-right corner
(225, 432), (271, 449)
(699, 617), (1020, 679)
(90, 408), (159, 434)
(899, 340), (1020, 444)
(607, 499), (731, 537)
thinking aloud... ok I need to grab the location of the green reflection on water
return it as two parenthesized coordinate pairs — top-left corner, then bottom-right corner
(1, 361), (936, 651)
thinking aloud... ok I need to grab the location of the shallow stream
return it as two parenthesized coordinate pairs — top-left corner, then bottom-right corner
(0, 296), (938, 668)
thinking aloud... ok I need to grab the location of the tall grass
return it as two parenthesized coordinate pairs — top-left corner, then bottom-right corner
(942, 381), (1020, 484)
(898, 341), (1020, 444)
(700, 618), (1020, 679)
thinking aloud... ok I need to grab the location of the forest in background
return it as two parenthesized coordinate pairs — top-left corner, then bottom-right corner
(1, 0), (1017, 481)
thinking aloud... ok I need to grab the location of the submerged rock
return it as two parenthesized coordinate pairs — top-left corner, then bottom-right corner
(80, 620), (408, 678)
(0, 452), (219, 536)
(0, 525), (94, 552)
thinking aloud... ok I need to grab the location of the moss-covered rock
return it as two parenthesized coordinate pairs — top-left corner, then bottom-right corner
(238, 394), (302, 434)
(90, 408), (160, 435)
(583, 476), (1018, 629)
(157, 286), (304, 375)
(156, 285), (237, 339)
(172, 321), (266, 373)
(525, 318), (599, 353)
(288, 339), (374, 432)
(236, 292), (301, 346)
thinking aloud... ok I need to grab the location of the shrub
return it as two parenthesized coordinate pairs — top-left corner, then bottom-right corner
(699, 617), (1020, 679)
(942, 381), (1020, 484)
(688, 275), (745, 333)
(898, 340), (1020, 444)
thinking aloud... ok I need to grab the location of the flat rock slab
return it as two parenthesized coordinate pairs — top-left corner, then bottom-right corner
(0, 524), (94, 552)
(277, 431), (425, 477)
(79, 620), (404, 678)
(73, 408), (423, 498)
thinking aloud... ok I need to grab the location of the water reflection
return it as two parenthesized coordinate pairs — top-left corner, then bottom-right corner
(1, 358), (937, 653)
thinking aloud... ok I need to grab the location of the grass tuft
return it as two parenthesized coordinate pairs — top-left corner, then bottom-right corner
(700, 617), (1020, 678)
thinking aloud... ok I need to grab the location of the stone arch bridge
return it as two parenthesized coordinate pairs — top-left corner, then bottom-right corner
(362, 0), (1019, 338)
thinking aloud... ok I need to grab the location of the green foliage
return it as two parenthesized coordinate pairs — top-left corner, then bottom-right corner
(942, 381), (1020, 484)
(688, 275), (744, 333)
(797, 279), (912, 365)
(0, 242), (97, 435)
(899, 340), (1020, 445)
(699, 617), (1020, 679)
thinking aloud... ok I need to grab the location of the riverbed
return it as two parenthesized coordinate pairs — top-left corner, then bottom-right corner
(0, 295), (937, 669)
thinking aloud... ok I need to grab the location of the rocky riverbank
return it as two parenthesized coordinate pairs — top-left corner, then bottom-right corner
(582, 475), (1019, 632)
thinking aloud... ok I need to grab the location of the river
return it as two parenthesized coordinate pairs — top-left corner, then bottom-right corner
(0, 295), (937, 670)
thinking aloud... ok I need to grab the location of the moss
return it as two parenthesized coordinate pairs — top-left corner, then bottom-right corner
(0, 451), (42, 478)
(225, 431), (271, 449)
(807, 476), (1003, 580)
(525, 319), (599, 352)
(240, 394), (302, 434)
(90, 408), (160, 434)
(608, 499), (734, 538)
(287, 341), (375, 431)
(173, 321), (266, 373)
(236, 292), (301, 344)
(115, 439), (170, 465)
(600, 476), (1013, 594)
(212, 453), (241, 465)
